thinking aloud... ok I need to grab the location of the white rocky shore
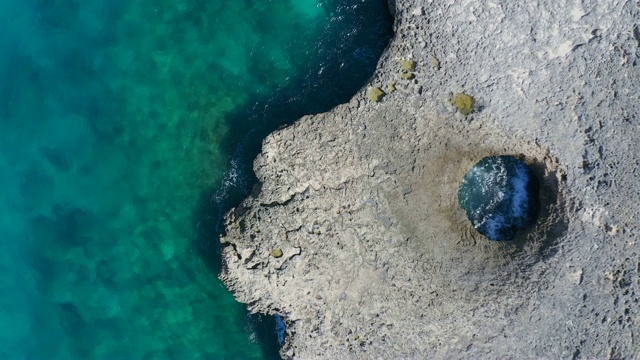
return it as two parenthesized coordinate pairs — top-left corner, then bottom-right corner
(220, 0), (640, 358)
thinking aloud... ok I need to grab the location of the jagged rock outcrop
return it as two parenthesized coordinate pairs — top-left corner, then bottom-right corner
(221, 1), (640, 358)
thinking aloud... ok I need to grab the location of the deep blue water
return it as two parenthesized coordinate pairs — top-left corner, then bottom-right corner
(0, 0), (391, 358)
(458, 156), (539, 241)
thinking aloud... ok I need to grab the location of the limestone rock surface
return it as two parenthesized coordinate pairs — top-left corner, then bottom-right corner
(220, 0), (640, 358)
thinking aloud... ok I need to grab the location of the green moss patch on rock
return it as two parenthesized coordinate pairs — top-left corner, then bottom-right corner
(368, 86), (385, 102)
(399, 59), (416, 71)
(400, 72), (415, 80)
(452, 93), (475, 115)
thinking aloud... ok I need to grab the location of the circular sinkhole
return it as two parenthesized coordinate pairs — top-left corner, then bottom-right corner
(457, 155), (540, 241)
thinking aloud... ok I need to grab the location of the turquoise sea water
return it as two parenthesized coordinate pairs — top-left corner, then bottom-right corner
(0, 0), (391, 358)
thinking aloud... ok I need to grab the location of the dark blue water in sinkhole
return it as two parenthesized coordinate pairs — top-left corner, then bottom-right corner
(458, 156), (540, 241)
(0, 0), (392, 358)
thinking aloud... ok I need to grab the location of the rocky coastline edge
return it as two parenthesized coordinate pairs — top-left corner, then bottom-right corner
(220, 1), (640, 358)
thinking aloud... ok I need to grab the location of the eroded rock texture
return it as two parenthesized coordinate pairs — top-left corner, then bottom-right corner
(221, 0), (640, 358)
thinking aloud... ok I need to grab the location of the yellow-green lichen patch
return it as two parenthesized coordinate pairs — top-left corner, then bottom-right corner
(389, 82), (396, 93)
(368, 86), (385, 102)
(401, 72), (415, 80)
(270, 248), (283, 258)
(399, 59), (416, 71)
(453, 93), (475, 115)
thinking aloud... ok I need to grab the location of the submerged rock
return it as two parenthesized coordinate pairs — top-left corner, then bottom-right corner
(274, 314), (286, 345)
(458, 155), (539, 241)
